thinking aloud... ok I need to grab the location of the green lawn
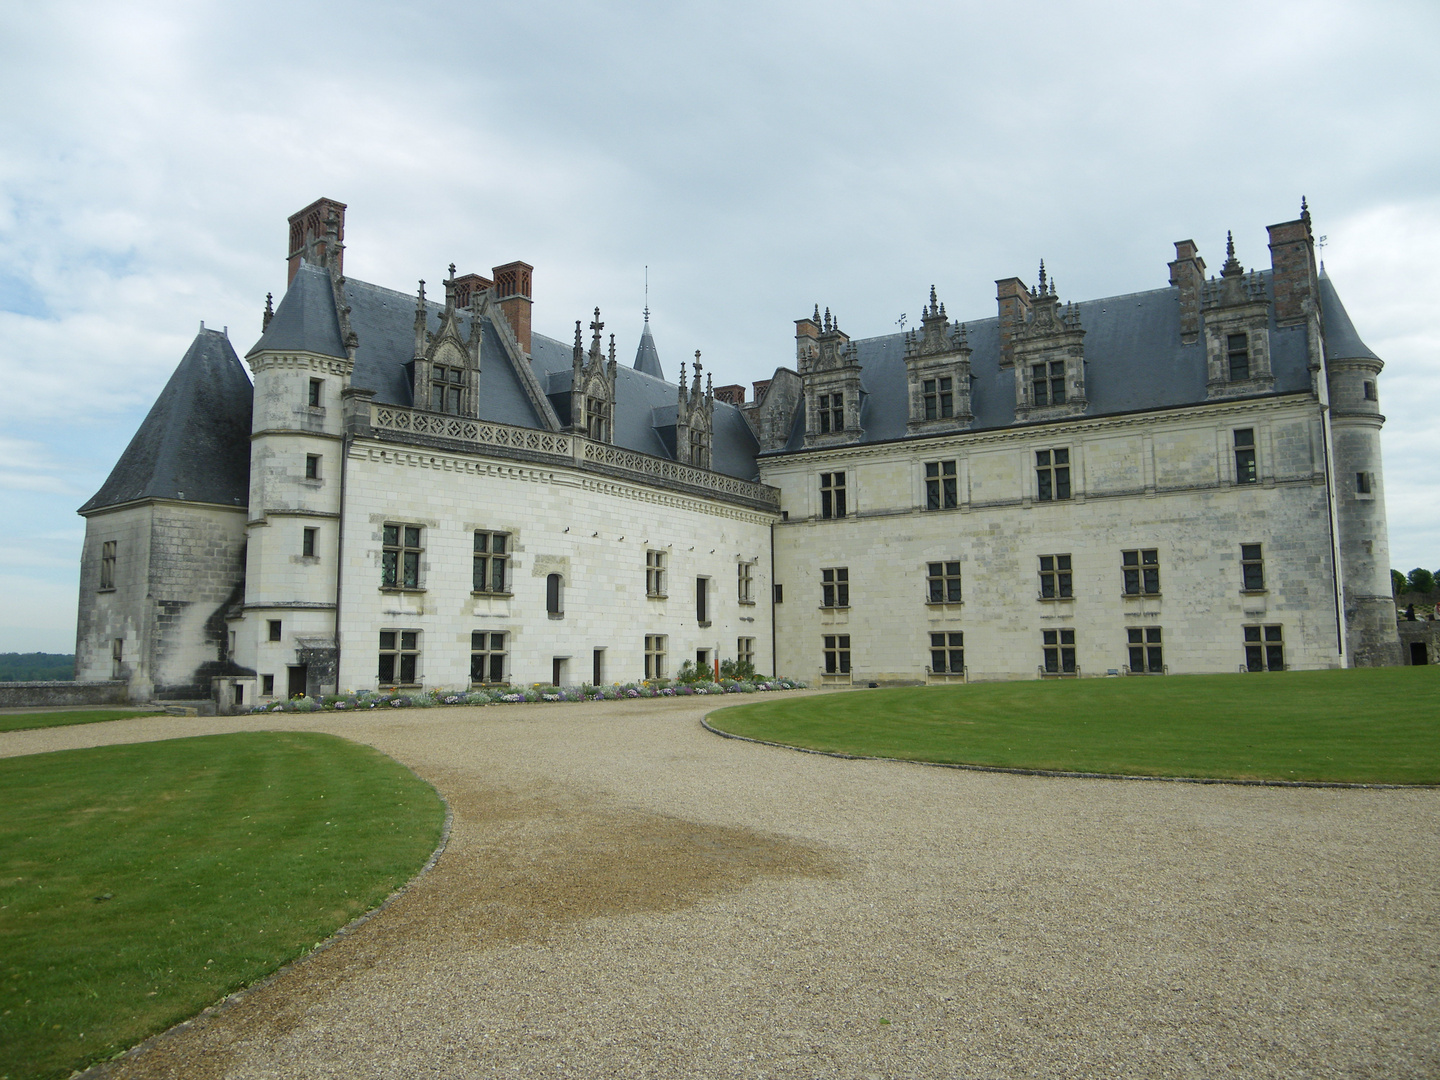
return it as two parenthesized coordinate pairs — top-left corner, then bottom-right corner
(0, 731), (445, 1080)
(708, 667), (1440, 785)
(0, 709), (164, 734)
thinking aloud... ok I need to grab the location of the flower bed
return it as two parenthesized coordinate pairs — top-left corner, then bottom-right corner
(251, 678), (807, 714)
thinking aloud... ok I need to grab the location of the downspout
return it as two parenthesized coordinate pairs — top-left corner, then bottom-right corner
(769, 519), (778, 678)
(334, 426), (350, 692)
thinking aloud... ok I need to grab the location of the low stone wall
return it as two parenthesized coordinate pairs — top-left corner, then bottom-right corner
(0, 681), (128, 709)
(1397, 620), (1439, 666)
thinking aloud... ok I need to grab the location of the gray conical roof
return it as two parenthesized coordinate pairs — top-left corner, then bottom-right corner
(633, 317), (664, 379)
(1318, 273), (1380, 361)
(247, 262), (346, 358)
(80, 329), (253, 513)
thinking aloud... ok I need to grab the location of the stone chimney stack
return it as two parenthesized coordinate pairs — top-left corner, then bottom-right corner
(1268, 200), (1318, 328)
(795, 308), (821, 373)
(1169, 240), (1207, 344)
(452, 272), (493, 310)
(995, 277), (1033, 368)
(492, 261), (534, 354)
(287, 197), (347, 285)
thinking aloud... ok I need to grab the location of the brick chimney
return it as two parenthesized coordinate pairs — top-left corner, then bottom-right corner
(1268, 201), (1318, 328)
(492, 261), (534, 354)
(714, 383), (745, 406)
(752, 379), (772, 405)
(450, 272), (493, 310)
(287, 197), (347, 285)
(1168, 240), (1206, 344)
(995, 277), (1033, 368)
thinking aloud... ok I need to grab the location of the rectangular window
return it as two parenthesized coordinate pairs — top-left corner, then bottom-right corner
(926, 561), (962, 604)
(1356, 472), (1373, 495)
(924, 460), (958, 510)
(1031, 360), (1066, 406)
(1038, 554), (1073, 599)
(302, 528), (316, 557)
(382, 524), (423, 589)
(262, 673), (274, 696)
(308, 378), (323, 407)
(818, 392), (844, 433)
(1234, 429), (1257, 484)
(1127, 627), (1164, 673)
(1241, 544), (1265, 592)
(645, 634), (667, 679)
(100, 540), (116, 590)
(1121, 549), (1160, 595)
(432, 365), (463, 414)
(470, 631), (507, 684)
(646, 550), (667, 597)
(546, 573), (563, 617)
(820, 472), (847, 519)
(930, 632), (964, 674)
(773, 583), (784, 604)
(305, 454), (320, 480)
(1043, 629), (1077, 674)
(1244, 625), (1284, 672)
(472, 531), (509, 594)
(737, 561), (754, 603)
(1363, 381), (1377, 401)
(737, 636), (755, 668)
(821, 567), (849, 608)
(922, 377), (954, 421)
(378, 629), (420, 685)
(268, 619), (282, 642)
(696, 577), (709, 625)
(1227, 333), (1250, 381)
(587, 396), (610, 442)
(823, 634), (851, 675)
(111, 637), (123, 679)
(1036, 448), (1071, 501)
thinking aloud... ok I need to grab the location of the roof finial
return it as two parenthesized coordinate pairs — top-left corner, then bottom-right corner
(929, 284), (938, 313)
(1226, 230), (1235, 259)
(824, 307), (832, 332)
(1038, 260), (1047, 295)
(813, 303), (821, 324)
(417, 279), (426, 305)
(643, 265), (650, 323)
(263, 292), (274, 331)
(448, 263), (456, 279)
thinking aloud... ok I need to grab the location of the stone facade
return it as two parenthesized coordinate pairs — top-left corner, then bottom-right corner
(79, 199), (1404, 706)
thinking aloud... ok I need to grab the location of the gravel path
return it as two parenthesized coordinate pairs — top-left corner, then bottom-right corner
(6, 694), (1438, 1079)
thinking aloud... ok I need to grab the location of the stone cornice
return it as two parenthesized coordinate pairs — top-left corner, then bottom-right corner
(245, 351), (354, 376)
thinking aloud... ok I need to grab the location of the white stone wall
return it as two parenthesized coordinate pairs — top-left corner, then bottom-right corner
(764, 396), (1346, 682)
(334, 441), (777, 691)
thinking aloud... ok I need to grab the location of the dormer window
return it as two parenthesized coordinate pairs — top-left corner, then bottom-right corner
(818, 392), (844, 433)
(922, 378), (953, 420)
(431, 365), (463, 413)
(690, 429), (710, 470)
(586, 396), (610, 442)
(1227, 334), (1250, 381)
(1031, 361), (1066, 406)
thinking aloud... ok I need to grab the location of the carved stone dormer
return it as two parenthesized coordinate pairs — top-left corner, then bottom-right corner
(904, 286), (973, 435)
(1012, 263), (1087, 421)
(412, 266), (482, 415)
(571, 308), (617, 442)
(799, 305), (863, 448)
(676, 352), (715, 469)
(1202, 233), (1274, 400)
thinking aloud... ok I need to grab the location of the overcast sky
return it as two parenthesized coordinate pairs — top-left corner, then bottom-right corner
(2, 0), (1437, 653)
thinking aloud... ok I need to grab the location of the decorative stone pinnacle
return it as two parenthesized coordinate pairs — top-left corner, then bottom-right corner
(417, 280), (426, 304)
(1038, 260), (1048, 295)
(813, 304), (821, 324)
(448, 263), (456, 279)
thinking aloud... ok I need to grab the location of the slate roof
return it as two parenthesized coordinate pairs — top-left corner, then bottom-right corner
(247, 263), (346, 359)
(81, 328), (253, 514)
(1318, 273), (1379, 361)
(775, 270), (1363, 453)
(633, 318), (664, 379)
(244, 259), (1372, 482)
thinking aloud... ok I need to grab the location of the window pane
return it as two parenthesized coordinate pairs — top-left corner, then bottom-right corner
(404, 527), (421, 547)
(380, 631), (396, 650)
(400, 654), (417, 683)
(378, 655), (395, 682)
(401, 631), (418, 649)
(403, 552), (419, 587)
(384, 525), (398, 546)
(1057, 556), (1071, 571)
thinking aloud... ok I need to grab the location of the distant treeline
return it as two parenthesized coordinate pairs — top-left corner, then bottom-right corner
(0, 653), (76, 682)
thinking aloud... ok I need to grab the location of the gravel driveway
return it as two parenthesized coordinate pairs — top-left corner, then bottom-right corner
(5, 693), (1438, 1079)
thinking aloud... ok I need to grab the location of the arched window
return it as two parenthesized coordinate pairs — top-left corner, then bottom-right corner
(546, 573), (563, 617)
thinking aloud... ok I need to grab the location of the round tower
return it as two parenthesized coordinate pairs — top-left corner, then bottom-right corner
(1321, 273), (1402, 666)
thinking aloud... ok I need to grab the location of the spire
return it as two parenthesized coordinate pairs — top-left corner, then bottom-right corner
(573, 319), (583, 367)
(643, 265), (650, 323)
(1221, 230), (1244, 277)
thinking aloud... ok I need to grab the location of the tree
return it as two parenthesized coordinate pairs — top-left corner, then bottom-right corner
(1393, 569), (1409, 595)
(1408, 567), (1436, 594)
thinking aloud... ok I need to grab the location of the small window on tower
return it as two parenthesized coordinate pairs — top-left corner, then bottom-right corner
(305, 454), (320, 480)
(308, 378), (323, 408)
(1363, 381), (1377, 401)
